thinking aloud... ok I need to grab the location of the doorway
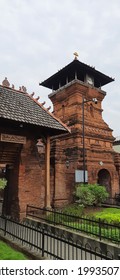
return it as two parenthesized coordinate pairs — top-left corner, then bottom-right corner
(97, 169), (111, 194)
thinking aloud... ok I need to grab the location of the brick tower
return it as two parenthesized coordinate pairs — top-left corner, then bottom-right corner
(40, 56), (119, 207)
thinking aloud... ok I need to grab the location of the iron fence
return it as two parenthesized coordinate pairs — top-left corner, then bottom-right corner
(0, 199), (3, 215)
(0, 216), (115, 260)
(26, 205), (120, 244)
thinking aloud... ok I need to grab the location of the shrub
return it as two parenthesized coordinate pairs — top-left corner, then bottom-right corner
(46, 204), (84, 224)
(62, 203), (84, 217)
(75, 184), (95, 206)
(0, 178), (7, 189)
(87, 184), (109, 206)
(46, 212), (63, 224)
(75, 184), (109, 206)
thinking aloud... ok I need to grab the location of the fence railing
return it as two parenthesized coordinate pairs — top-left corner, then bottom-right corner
(0, 216), (115, 260)
(26, 205), (120, 244)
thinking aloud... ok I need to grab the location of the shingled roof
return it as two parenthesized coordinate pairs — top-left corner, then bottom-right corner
(40, 59), (114, 90)
(0, 81), (70, 135)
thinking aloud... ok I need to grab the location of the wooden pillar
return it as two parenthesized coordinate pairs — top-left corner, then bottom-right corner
(45, 135), (51, 208)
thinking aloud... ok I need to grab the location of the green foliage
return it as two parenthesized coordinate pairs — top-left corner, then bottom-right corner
(65, 222), (119, 243)
(46, 204), (84, 224)
(92, 208), (120, 224)
(75, 184), (109, 206)
(46, 212), (63, 224)
(88, 184), (109, 205)
(75, 184), (95, 206)
(62, 203), (84, 217)
(45, 206), (119, 243)
(0, 178), (7, 189)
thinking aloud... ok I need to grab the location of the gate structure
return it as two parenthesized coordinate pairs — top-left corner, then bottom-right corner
(0, 79), (69, 220)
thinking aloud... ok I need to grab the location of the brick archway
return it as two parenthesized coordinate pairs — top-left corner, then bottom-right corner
(97, 169), (111, 195)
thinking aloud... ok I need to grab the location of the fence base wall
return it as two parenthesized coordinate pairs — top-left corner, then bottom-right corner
(26, 217), (120, 260)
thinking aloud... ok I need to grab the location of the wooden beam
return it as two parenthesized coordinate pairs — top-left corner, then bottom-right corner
(45, 135), (51, 208)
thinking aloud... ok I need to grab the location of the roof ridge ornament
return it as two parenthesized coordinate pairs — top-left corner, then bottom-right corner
(21, 86), (27, 93)
(46, 106), (51, 111)
(41, 101), (46, 106)
(73, 52), (79, 60)
(35, 96), (40, 101)
(2, 77), (10, 87)
(30, 92), (35, 97)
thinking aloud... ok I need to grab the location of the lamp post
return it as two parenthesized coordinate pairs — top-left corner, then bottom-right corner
(82, 97), (97, 184)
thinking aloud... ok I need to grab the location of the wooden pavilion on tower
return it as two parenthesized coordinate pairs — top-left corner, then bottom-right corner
(40, 56), (119, 207)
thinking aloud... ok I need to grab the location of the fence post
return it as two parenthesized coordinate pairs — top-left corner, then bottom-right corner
(26, 204), (28, 216)
(98, 218), (101, 241)
(4, 217), (7, 236)
(42, 228), (45, 257)
(53, 209), (56, 226)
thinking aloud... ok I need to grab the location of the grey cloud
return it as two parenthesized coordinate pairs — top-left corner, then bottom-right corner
(0, 0), (120, 136)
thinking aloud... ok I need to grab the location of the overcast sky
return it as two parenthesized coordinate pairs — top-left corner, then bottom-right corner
(0, 0), (120, 137)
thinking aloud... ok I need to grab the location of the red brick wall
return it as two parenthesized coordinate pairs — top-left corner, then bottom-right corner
(17, 139), (46, 220)
(3, 138), (46, 220)
(49, 81), (119, 206)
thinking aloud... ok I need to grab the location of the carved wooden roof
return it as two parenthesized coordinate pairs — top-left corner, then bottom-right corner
(0, 83), (70, 135)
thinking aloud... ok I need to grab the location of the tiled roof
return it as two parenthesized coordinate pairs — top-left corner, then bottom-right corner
(40, 59), (114, 90)
(0, 84), (70, 134)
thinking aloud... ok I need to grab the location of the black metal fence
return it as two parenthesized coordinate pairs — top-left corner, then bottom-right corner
(0, 199), (3, 215)
(0, 216), (115, 260)
(26, 205), (120, 244)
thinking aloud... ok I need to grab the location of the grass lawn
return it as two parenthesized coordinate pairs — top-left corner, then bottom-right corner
(85, 207), (120, 223)
(0, 240), (28, 260)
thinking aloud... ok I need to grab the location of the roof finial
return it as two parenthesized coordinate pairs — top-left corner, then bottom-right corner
(2, 77), (10, 87)
(73, 52), (79, 60)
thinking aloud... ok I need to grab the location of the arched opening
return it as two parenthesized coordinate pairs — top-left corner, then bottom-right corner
(97, 169), (111, 195)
